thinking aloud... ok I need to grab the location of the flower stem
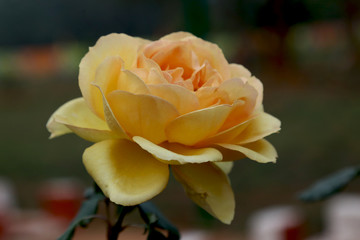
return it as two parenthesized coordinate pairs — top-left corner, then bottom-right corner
(105, 198), (132, 240)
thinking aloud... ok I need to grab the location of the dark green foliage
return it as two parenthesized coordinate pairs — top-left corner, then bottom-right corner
(138, 202), (180, 240)
(58, 185), (105, 240)
(299, 166), (360, 202)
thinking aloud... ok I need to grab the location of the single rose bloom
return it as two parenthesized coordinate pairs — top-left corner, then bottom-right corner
(47, 32), (280, 224)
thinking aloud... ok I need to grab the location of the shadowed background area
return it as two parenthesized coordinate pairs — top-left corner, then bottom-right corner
(1, 0), (360, 238)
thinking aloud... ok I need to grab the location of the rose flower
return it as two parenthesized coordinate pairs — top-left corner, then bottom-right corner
(47, 32), (280, 224)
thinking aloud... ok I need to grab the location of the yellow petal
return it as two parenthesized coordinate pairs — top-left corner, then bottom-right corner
(107, 91), (179, 144)
(214, 161), (234, 175)
(148, 84), (200, 114)
(117, 69), (150, 94)
(79, 34), (149, 118)
(89, 56), (123, 118)
(166, 105), (232, 146)
(47, 98), (117, 142)
(233, 112), (281, 144)
(218, 139), (278, 163)
(216, 145), (247, 162)
(92, 85), (129, 139)
(172, 163), (235, 224)
(133, 136), (223, 165)
(83, 139), (169, 206)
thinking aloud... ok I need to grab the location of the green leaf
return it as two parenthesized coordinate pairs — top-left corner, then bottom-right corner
(138, 202), (180, 240)
(57, 185), (105, 240)
(299, 166), (360, 202)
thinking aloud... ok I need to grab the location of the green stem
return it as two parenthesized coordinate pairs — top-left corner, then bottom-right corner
(106, 199), (133, 240)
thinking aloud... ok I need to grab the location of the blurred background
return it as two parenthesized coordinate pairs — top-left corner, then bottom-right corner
(1, 0), (360, 239)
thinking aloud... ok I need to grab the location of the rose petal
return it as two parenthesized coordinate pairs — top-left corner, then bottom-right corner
(218, 79), (258, 130)
(133, 136), (223, 165)
(172, 163), (235, 224)
(166, 105), (232, 146)
(218, 139), (278, 163)
(148, 84), (200, 114)
(83, 139), (169, 205)
(187, 37), (231, 80)
(92, 85), (129, 139)
(160, 32), (196, 41)
(214, 161), (234, 175)
(229, 63), (251, 78)
(88, 56), (123, 118)
(107, 90), (179, 144)
(196, 115), (256, 146)
(47, 98), (117, 142)
(233, 113), (281, 144)
(79, 33), (149, 118)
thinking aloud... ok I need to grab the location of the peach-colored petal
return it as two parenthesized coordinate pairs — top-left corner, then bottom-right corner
(160, 32), (196, 41)
(172, 163), (235, 224)
(147, 68), (169, 84)
(247, 76), (264, 110)
(233, 113), (281, 144)
(150, 41), (195, 79)
(83, 139), (169, 206)
(229, 63), (251, 78)
(187, 37), (231, 80)
(218, 79), (258, 130)
(218, 139), (278, 163)
(147, 84), (199, 114)
(79, 34), (149, 117)
(107, 91), (179, 144)
(196, 115), (257, 146)
(229, 64), (263, 110)
(195, 87), (222, 108)
(166, 105), (232, 146)
(133, 136), (222, 165)
(46, 98), (117, 142)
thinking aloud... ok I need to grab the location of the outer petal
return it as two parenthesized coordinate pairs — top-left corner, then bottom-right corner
(229, 63), (251, 78)
(79, 33), (149, 117)
(107, 91), (179, 144)
(172, 163), (235, 224)
(160, 32), (196, 41)
(197, 112), (279, 146)
(196, 115), (257, 146)
(148, 84), (200, 114)
(133, 136), (223, 165)
(166, 105), (232, 146)
(233, 113), (281, 144)
(214, 162), (234, 175)
(88, 56), (122, 119)
(93, 85), (129, 139)
(46, 98), (117, 142)
(218, 139), (278, 163)
(229, 64), (263, 110)
(83, 139), (169, 206)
